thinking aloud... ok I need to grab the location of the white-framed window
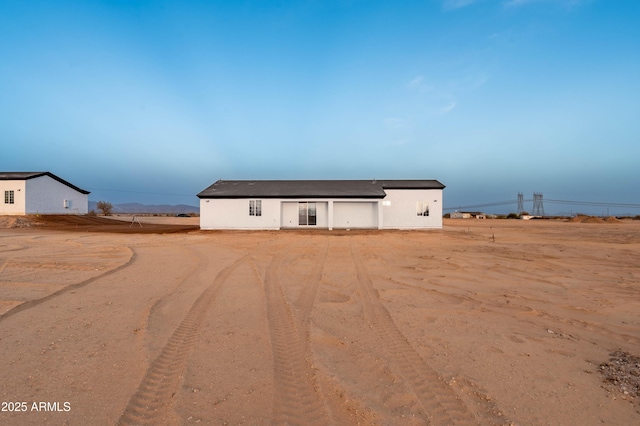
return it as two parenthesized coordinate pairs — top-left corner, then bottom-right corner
(416, 201), (429, 216)
(4, 190), (14, 204)
(249, 199), (262, 216)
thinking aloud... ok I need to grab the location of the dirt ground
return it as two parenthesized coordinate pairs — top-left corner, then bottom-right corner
(0, 216), (639, 425)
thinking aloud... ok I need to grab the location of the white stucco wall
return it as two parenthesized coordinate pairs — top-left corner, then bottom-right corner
(0, 181), (27, 215)
(25, 175), (89, 214)
(200, 198), (282, 230)
(381, 189), (443, 229)
(201, 198), (383, 230)
(333, 201), (378, 229)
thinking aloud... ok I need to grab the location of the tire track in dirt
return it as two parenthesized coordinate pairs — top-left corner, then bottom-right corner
(0, 247), (136, 323)
(0, 258), (10, 274)
(293, 241), (329, 339)
(133, 244), (205, 350)
(118, 255), (247, 425)
(385, 259), (640, 348)
(264, 246), (329, 425)
(350, 242), (479, 425)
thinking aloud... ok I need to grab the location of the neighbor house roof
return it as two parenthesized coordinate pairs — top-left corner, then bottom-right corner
(197, 179), (445, 199)
(0, 172), (90, 194)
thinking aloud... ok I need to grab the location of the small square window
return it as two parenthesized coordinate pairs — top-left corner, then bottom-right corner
(416, 201), (429, 216)
(249, 200), (262, 216)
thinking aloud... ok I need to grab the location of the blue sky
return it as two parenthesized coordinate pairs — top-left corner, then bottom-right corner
(1, 0), (639, 214)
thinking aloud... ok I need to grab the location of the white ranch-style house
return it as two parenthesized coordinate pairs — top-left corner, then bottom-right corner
(0, 172), (90, 215)
(198, 179), (445, 230)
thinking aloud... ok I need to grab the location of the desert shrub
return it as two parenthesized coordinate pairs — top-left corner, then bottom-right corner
(507, 213), (520, 219)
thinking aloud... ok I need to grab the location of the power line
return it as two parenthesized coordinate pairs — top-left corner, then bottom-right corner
(545, 199), (640, 208)
(86, 187), (195, 197)
(443, 200), (516, 211)
(445, 198), (640, 212)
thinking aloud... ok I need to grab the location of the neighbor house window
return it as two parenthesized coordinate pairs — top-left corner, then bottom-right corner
(4, 190), (14, 204)
(416, 201), (429, 216)
(298, 202), (316, 226)
(249, 200), (262, 216)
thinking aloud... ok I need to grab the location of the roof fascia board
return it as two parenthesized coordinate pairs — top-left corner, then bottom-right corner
(2, 172), (90, 194)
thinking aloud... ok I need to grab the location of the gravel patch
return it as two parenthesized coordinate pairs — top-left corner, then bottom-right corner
(599, 350), (640, 404)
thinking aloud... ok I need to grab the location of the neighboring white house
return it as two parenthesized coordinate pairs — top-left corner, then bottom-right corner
(450, 211), (486, 219)
(197, 179), (445, 230)
(0, 172), (90, 215)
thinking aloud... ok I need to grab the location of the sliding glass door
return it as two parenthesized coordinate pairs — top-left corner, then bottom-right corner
(298, 202), (317, 226)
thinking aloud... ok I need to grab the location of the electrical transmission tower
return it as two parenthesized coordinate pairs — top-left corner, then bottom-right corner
(532, 192), (545, 216)
(517, 192), (524, 214)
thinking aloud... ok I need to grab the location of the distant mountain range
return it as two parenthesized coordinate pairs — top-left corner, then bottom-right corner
(89, 201), (199, 215)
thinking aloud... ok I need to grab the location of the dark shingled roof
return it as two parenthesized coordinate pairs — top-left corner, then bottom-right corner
(377, 180), (446, 190)
(197, 180), (445, 199)
(0, 172), (90, 194)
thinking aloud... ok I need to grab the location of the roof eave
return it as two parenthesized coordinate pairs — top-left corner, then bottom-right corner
(197, 194), (385, 199)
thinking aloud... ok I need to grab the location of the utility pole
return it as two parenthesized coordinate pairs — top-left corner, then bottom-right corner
(517, 192), (524, 214)
(532, 192), (545, 216)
